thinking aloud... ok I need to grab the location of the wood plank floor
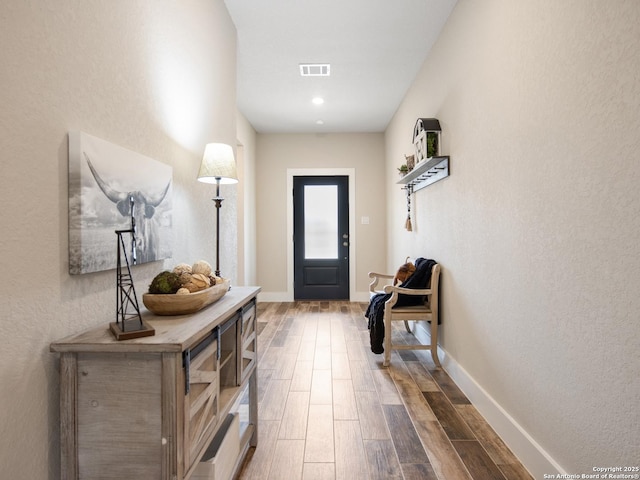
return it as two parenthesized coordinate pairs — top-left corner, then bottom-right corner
(237, 301), (533, 480)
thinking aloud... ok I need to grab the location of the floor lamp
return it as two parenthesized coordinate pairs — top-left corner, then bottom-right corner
(197, 143), (238, 277)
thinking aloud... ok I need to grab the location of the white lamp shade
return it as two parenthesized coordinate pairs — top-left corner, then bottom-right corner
(197, 143), (238, 184)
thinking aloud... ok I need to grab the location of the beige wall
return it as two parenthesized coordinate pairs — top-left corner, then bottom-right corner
(0, 1), (238, 478)
(2, 0), (638, 477)
(255, 133), (387, 300)
(386, 0), (640, 475)
(236, 111), (258, 286)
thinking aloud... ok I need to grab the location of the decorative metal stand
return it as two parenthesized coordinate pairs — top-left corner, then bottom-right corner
(109, 198), (155, 341)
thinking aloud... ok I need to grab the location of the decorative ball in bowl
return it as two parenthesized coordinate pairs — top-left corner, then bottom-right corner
(143, 278), (230, 315)
(142, 260), (229, 315)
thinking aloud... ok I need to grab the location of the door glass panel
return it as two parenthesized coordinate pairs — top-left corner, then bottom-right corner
(304, 185), (338, 259)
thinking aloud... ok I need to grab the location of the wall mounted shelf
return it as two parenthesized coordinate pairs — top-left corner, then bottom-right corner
(397, 155), (449, 192)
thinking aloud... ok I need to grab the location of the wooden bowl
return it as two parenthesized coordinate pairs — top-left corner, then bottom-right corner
(142, 279), (230, 316)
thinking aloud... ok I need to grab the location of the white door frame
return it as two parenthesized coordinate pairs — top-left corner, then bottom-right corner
(286, 168), (356, 301)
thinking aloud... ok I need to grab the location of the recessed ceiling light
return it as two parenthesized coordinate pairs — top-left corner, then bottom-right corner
(300, 64), (331, 76)
(316, 120), (324, 125)
(312, 97), (324, 105)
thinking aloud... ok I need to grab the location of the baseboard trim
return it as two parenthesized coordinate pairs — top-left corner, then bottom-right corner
(413, 322), (565, 478)
(256, 291), (291, 302)
(256, 291), (372, 303)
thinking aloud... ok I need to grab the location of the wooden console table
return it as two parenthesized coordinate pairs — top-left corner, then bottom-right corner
(51, 286), (260, 480)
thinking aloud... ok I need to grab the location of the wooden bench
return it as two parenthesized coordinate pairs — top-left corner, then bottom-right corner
(368, 262), (441, 367)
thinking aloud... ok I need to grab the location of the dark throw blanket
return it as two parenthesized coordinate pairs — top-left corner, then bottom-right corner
(365, 257), (437, 354)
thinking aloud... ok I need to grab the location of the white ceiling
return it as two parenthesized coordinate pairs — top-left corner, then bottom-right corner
(224, 0), (458, 134)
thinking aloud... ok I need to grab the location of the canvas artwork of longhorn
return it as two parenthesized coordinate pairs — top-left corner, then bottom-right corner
(68, 131), (173, 274)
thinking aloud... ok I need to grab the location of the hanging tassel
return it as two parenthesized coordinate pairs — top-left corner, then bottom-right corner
(405, 215), (412, 231)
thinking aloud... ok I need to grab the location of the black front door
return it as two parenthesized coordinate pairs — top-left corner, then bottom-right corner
(293, 176), (349, 300)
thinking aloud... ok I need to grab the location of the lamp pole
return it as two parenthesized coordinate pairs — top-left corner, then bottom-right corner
(213, 177), (223, 277)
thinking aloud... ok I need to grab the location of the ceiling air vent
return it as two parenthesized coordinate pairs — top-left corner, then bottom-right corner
(299, 64), (331, 76)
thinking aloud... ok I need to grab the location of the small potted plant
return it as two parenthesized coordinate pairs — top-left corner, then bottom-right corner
(397, 164), (409, 177)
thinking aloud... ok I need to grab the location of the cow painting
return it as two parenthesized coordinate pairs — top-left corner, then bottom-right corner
(68, 131), (173, 274)
(85, 153), (171, 265)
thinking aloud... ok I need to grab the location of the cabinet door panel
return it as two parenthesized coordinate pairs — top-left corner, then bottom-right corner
(184, 338), (219, 470)
(241, 302), (257, 382)
(77, 352), (162, 479)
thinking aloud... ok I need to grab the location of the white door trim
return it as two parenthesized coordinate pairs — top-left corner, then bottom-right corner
(286, 168), (356, 301)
